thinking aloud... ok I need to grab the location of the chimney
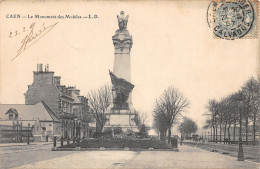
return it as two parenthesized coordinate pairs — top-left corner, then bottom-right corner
(47, 64), (49, 72)
(37, 64), (43, 72)
(33, 63), (54, 85)
(68, 89), (72, 97)
(39, 64), (43, 72)
(75, 89), (80, 95)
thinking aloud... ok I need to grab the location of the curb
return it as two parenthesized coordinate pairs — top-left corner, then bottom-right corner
(51, 147), (179, 152)
(0, 142), (53, 148)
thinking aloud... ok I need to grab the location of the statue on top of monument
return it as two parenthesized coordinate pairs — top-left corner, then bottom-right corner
(117, 11), (129, 30)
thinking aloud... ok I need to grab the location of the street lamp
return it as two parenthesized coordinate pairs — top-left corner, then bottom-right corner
(27, 123), (30, 144)
(236, 92), (245, 161)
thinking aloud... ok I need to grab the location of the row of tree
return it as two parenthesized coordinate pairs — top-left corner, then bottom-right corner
(153, 86), (190, 142)
(204, 77), (259, 145)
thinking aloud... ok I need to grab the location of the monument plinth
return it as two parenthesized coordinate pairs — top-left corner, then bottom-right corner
(105, 11), (138, 132)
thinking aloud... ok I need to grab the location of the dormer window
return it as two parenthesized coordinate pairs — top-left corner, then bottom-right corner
(9, 114), (14, 120)
(6, 108), (18, 120)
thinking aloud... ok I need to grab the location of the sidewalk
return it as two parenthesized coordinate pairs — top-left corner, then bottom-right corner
(183, 141), (259, 162)
(0, 141), (52, 147)
(13, 145), (259, 169)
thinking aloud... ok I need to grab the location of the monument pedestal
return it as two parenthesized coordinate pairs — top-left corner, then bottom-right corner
(105, 104), (138, 132)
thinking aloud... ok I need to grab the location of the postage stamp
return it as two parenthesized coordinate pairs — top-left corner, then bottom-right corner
(210, 0), (258, 39)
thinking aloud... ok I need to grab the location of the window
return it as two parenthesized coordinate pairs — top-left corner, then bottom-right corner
(9, 114), (14, 120)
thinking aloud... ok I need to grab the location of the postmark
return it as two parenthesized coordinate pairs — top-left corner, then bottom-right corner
(208, 0), (258, 39)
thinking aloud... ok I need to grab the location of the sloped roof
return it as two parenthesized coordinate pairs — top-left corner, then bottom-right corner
(0, 102), (59, 122)
(41, 101), (60, 121)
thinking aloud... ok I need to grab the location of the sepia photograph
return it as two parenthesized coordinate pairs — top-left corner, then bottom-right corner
(0, 0), (259, 168)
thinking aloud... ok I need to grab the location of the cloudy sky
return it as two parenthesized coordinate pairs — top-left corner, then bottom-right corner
(0, 0), (258, 130)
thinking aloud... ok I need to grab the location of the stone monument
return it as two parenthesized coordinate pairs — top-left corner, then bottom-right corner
(104, 11), (138, 132)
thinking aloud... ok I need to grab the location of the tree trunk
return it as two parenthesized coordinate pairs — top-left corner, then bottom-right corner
(96, 120), (102, 133)
(213, 123), (215, 142)
(220, 123), (222, 144)
(245, 116), (248, 145)
(224, 122), (227, 144)
(211, 126), (212, 142)
(253, 113), (256, 146)
(159, 130), (165, 141)
(228, 123), (231, 144)
(215, 124), (218, 143)
(233, 121), (236, 143)
(168, 128), (171, 144)
(163, 129), (167, 142)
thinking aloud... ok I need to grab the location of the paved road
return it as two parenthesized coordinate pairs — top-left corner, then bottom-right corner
(0, 143), (78, 169)
(4, 145), (259, 169)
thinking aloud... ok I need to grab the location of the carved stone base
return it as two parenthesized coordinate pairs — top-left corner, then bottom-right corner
(104, 103), (138, 132)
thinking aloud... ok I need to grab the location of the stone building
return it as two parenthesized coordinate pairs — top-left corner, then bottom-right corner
(0, 101), (60, 142)
(24, 64), (92, 139)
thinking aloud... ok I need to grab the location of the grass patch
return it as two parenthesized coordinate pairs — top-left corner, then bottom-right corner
(59, 138), (172, 149)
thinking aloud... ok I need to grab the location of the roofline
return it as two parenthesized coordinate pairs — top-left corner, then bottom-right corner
(40, 101), (60, 121)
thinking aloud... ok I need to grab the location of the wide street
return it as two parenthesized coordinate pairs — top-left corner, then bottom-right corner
(0, 142), (77, 169)
(0, 143), (259, 169)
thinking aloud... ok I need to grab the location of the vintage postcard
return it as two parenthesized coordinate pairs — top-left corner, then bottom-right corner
(0, 0), (259, 168)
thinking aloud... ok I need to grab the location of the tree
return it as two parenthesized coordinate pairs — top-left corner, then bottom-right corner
(153, 108), (168, 141)
(179, 117), (198, 138)
(241, 77), (260, 145)
(153, 86), (190, 142)
(206, 99), (219, 142)
(134, 111), (149, 129)
(87, 84), (112, 132)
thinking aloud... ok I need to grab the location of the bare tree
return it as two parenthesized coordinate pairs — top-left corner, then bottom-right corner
(206, 99), (219, 142)
(134, 111), (150, 129)
(140, 111), (149, 125)
(153, 86), (190, 143)
(87, 84), (112, 132)
(153, 107), (168, 141)
(242, 77), (260, 145)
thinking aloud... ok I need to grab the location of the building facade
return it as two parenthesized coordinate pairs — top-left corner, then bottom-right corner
(24, 64), (92, 139)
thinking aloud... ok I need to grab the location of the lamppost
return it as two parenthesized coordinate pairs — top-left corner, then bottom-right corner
(27, 123), (30, 144)
(236, 92), (245, 161)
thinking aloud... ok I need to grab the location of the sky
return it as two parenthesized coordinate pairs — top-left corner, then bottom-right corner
(0, 0), (259, 130)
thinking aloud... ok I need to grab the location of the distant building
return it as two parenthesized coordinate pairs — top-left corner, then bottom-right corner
(0, 101), (60, 142)
(24, 64), (93, 139)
